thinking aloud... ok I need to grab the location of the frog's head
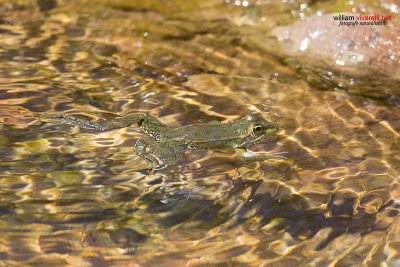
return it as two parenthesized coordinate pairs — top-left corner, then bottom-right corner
(238, 113), (279, 147)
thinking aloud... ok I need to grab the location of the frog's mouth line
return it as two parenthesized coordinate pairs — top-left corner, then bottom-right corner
(243, 135), (280, 151)
(256, 133), (277, 144)
(238, 131), (277, 147)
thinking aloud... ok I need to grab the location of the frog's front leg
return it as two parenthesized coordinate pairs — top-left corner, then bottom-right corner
(133, 137), (185, 173)
(235, 148), (287, 162)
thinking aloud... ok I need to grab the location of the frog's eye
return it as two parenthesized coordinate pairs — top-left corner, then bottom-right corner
(186, 144), (197, 149)
(252, 124), (264, 135)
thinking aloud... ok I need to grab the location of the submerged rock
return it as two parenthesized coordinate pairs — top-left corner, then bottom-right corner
(269, 13), (400, 98)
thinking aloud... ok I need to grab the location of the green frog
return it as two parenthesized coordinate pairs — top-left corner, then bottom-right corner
(45, 112), (284, 172)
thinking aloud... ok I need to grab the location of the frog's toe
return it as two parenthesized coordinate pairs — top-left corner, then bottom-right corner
(145, 162), (168, 174)
(140, 156), (167, 174)
(153, 163), (168, 172)
(271, 152), (288, 159)
(142, 158), (158, 173)
(236, 148), (288, 162)
(147, 165), (155, 174)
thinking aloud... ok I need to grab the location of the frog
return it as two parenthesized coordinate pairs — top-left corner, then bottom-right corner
(44, 112), (285, 172)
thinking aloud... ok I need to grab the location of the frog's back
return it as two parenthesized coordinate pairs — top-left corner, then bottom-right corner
(183, 124), (247, 141)
(162, 120), (249, 150)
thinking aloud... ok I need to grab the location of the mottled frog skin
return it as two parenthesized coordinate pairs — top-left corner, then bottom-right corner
(46, 113), (284, 172)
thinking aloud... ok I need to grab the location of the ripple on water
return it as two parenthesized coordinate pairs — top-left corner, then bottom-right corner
(0, 0), (399, 265)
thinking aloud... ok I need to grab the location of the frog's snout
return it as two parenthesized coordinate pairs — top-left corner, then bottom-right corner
(266, 127), (277, 135)
(265, 122), (279, 135)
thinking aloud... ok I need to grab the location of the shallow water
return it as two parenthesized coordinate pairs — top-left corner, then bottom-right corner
(0, 0), (400, 266)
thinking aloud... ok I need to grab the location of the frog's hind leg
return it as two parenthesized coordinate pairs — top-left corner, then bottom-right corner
(42, 114), (104, 131)
(134, 137), (165, 173)
(43, 113), (149, 131)
(133, 137), (185, 173)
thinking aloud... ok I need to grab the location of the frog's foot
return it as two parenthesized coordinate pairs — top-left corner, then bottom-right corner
(146, 160), (169, 174)
(235, 148), (287, 162)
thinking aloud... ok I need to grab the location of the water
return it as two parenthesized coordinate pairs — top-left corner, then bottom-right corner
(0, 0), (399, 265)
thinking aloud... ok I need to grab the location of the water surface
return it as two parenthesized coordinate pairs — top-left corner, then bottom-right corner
(0, 0), (399, 266)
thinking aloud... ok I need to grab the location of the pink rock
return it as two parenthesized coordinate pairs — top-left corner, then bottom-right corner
(271, 13), (400, 97)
